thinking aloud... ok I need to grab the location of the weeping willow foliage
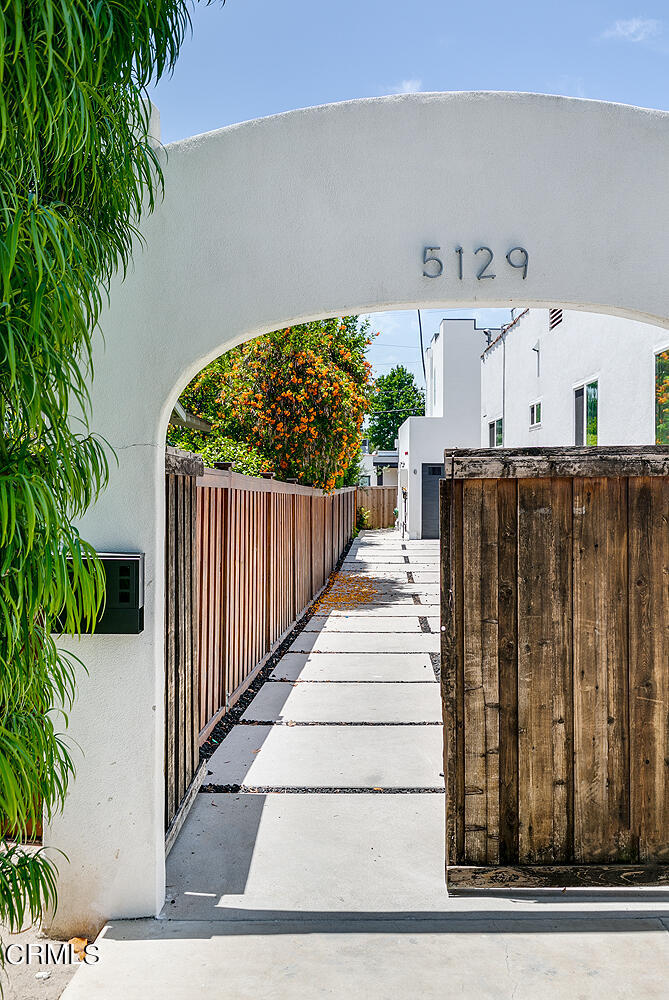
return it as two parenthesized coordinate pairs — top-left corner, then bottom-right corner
(0, 0), (194, 933)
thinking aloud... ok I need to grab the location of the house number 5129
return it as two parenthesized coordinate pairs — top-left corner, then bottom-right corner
(422, 245), (529, 280)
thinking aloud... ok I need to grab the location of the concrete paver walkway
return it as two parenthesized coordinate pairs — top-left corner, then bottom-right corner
(61, 530), (669, 999)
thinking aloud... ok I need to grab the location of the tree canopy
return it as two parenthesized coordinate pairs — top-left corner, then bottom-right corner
(368, 365), (425, 450)
(169, 317), (374, 490)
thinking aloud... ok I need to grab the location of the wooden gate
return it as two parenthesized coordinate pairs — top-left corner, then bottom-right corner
(357, 485), (396, 528)
(441, 447), (669, 888)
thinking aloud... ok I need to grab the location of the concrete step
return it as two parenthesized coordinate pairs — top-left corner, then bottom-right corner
(240, 681), (442, 723)
(206, 724), (444, 788)
(289, 632), (440, 654)
(269, 652), (436, 682)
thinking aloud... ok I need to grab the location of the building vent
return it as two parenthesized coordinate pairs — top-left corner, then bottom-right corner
(549, 308), (563, 330)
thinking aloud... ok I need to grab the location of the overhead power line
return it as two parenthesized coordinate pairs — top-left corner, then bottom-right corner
(417, 310), (427, 381)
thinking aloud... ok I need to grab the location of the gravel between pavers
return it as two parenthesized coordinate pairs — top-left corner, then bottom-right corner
(199, 536), (443, 765)
(199, 537), (356, 763)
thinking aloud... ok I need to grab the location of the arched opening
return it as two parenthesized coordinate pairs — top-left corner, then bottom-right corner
(157, 301), (668, 921)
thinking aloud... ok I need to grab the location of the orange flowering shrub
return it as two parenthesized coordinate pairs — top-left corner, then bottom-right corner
(169, 316), (375, 489)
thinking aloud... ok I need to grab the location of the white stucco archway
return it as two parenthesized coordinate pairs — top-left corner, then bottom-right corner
(45, 92), (669, 937)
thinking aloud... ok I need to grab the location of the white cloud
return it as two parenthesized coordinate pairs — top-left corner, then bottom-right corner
(602, 18), (661, 42)
(391, 78), (423, 94)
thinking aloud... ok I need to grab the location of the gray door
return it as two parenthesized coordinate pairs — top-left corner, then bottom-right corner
(421, 463), (444, 539)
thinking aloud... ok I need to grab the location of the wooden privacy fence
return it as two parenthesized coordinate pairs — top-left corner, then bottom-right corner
(441, 447), (669, 889)
(197, 469), (355, 740)
(357, 485), (396, 529)
(165, 448), (202, 836)
(165, 451), (355, 835)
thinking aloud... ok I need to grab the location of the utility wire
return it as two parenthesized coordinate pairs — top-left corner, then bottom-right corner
(417, 310), (427, 381)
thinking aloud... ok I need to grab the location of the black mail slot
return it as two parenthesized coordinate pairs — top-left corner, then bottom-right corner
(55, 553), (145, 635)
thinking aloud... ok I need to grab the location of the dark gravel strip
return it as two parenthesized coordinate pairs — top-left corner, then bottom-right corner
(200, 784), (446, 795)
(412, 594), (422, 604)
(199, 537), (354, 762)
(418, 616), (431, 633)
(266, 678), (437, 684)
(406, 571), (415, 583)
(236, 719), (443, 726)
(430, 652), (441, 681)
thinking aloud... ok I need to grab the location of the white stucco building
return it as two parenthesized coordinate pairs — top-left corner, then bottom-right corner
(481, 308), (669, 448)
(398, 307), (669, 539)
(398, 317), (493, 537)
(359, 437), (398, 487)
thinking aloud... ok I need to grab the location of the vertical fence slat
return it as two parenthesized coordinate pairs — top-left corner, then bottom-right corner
(462, 480), (487, 863)
(629, 476), (669, 862)
(165, 474), (177, 828)
(573, 477), (628, 862)
(183, 475), (193, 791)
(497, 478), (519, 865)
(550, 477), (574, 863)
(481, 480), (500, 865)
(517, 478), (572, 864)
(165, 452), (202, 833)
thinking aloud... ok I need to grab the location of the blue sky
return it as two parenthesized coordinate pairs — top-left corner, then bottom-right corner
(151, 0), (667, 386)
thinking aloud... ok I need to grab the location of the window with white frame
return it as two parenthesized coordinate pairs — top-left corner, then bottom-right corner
(488, 417), (503, 448)
(529, 400), (542, 427)
(574, 380), (598, 446)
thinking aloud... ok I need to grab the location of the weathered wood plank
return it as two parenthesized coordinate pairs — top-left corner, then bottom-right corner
(446, 864), (669, 890)
(573, 477), (629, 862)
(518, 478), (571, 864)
(462, 479), (487, 864)
(629, 476), (669, 862)
(497, 478), (518, 865)
(481, 480), (500, 865)
(183, 474), (193, 789)
(165, 474), (177, 828)
(166, 447), (204, 478)
(453, 479), (465, 863)
(176, 473), (186, 808)
(449, 446), (669, 481)
(550, 477), (573, 863)
(191, 478), (200, 777)
(440, 478), (458, 865)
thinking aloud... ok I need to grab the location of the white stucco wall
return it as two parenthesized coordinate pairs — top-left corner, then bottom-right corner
(359, 451), (375, 485)
(480, 331), (505, 444)
(481, 309), (669, 447)
(45, 92), (669, 937)
(426, 318), (494, 424)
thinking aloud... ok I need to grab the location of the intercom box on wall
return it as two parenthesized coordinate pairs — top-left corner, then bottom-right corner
(55, 553), (145, 635)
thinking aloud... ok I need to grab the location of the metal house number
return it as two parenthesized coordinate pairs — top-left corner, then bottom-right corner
(422, 245), (529, 280)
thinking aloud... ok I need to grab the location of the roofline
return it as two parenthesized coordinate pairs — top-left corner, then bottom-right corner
(429, 316), (503, 348)
(481, 308), (531, 357)
(170, 400), (213, 433)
